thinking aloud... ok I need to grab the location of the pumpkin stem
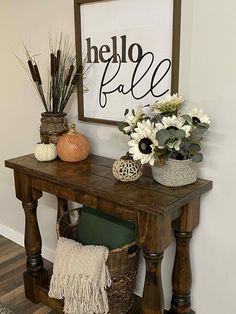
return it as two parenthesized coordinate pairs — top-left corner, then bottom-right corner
(68, 123), (78, 135)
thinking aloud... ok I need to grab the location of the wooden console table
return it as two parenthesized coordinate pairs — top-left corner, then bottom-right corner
(5, 154), (212, 314)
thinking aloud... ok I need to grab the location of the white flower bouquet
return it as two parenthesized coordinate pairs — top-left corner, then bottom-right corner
(118, 94), (210, 166)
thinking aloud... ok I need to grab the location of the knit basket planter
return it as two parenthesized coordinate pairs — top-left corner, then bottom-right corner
(152, 158), (198, 187)
(40, 112), (69, 144)
(56, 209), (139, 314)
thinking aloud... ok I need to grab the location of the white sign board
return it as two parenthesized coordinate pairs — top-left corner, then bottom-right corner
(75, 0), (181, 124)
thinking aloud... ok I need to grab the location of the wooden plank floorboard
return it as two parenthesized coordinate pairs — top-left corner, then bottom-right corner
(0, 246), (25, 264)
(0, 235), (56, 314)
(0, 266), (25, 294)
(0, 251), (26, 274)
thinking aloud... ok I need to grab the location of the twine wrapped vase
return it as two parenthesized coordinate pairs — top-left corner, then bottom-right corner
(152, 158), (198, 187)
(40, 112), (69, 144)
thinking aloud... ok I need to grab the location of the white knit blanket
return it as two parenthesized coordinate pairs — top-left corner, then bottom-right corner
(48, 237), (111, 314)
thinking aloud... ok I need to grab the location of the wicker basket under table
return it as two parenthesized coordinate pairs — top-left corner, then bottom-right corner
(57, 209), (139, 314)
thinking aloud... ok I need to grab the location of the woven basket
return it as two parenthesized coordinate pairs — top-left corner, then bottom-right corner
(40, 112), (69, 144)
(56, 209), (139, 314)
(152, 158), (198, 187)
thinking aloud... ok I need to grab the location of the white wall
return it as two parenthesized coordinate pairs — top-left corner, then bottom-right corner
(0, 1), (236, 313)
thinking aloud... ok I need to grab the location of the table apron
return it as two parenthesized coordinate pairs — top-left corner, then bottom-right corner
(31, 176), (137, 223)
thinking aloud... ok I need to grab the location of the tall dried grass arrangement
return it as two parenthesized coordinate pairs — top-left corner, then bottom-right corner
(16, 34), (88, 113)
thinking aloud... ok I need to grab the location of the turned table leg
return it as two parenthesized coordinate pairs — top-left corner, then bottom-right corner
(168, 198), (200, 314)
(14, 171), (47, 303)
(169, 231), (194, 314)
(23, 200), (44, 276)
(137, 211), (172, 314)
(23, 199), (49, 303)
(142, 252), (165, 314)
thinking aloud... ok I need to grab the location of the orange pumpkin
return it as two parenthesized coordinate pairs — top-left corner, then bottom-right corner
(57, 124), (90, 162)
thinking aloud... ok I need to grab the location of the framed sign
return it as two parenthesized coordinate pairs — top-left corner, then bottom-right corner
(74, 0), (181, 125)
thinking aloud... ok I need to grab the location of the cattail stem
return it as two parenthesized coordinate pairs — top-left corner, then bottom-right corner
(50, 53), (56, 76)
(60, 66), (83, 112)
(27, 60), (37, 82)
(20, 35), (86, 114)
(59, 64), (74, 112)
(34, 64), (42, 85)
(50, 53), (57, 112)
(56, 50), (61, 72)
(65, 64), (74, 86)
(60, 84), (75, 112)
(37, 84), (48, 112)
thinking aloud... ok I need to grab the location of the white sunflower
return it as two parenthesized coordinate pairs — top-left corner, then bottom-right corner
(123, 105), (144, 134)
(151, 93), (184, 114)
(128, 120), (158, 166)
(156, 115), (191, 137)
(189, 108), (211, 125)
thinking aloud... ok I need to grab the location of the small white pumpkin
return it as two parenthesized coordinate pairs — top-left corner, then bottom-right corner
(34, 143), (57, 161)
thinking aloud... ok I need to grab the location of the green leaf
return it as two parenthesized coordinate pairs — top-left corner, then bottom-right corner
(165, 129), (186, 139)
(180, 140), (191, 152)
(190, 128), (206, 141)
(175, 129), (186, 139)
(156, 129), (171, 146)
(168, 129), (177, 136)
(124, 109), (129, 116)
(118, 121), (129, 133)
(196, 122), (209, 129)
(190, 135), (203, 142)
(190, 143), (201, 152)
(150, 117), (158, 124)
(154, 148), (166, 156)
(181, 114), (192, 122)
(192, 153), (203, 162)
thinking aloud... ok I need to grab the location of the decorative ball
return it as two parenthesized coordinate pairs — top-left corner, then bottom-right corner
(57, 124), (90, 162)
(34, 143), (57, 162)
(112, 158), (143, 182)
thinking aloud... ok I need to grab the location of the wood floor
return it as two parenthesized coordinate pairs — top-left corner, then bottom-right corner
(0, 235), (56, 314)
(0, 235), (142, 314)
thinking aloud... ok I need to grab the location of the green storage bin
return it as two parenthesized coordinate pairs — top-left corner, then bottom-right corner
(76, 207), (136, 250)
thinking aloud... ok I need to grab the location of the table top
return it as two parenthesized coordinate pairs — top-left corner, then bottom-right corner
(5, 154), (212, 216)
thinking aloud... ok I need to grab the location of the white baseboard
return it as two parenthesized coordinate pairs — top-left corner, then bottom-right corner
(0, 223), (24, 247)
(42, 245), (55, 262)
(0, 223), (55, 262)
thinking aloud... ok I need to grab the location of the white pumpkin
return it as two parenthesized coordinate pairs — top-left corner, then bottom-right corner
(34, 143), (57, 161)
